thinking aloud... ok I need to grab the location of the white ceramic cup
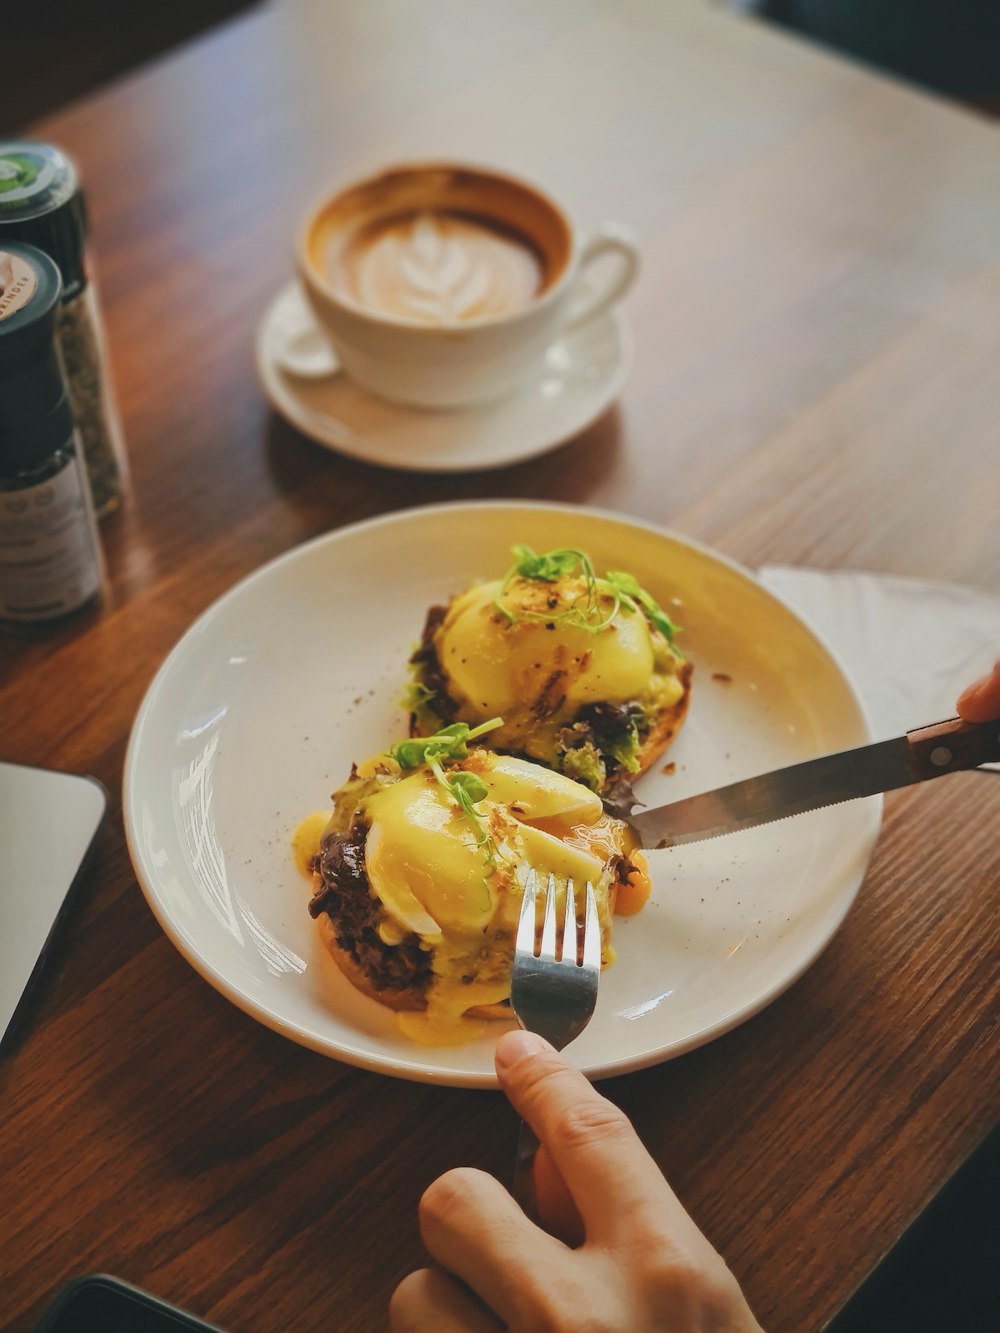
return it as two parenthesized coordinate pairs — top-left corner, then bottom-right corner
(295, 162), (638, 411)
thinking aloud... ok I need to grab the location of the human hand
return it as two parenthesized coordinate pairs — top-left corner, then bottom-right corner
(956, 661), (1000, 722)
(390, 1030), (763, 1331)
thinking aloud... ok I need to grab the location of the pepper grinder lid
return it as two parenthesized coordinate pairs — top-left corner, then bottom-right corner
(0, 142), (87, 300)
(0, 242), (73, 470)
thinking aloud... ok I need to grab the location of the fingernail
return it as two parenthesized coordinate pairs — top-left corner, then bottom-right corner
(495, 1029), (551, 1073)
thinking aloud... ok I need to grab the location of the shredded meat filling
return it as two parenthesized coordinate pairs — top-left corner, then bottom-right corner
(574, 701), (649, 748)
(409, 604), (460, 727)
(309, 822), (432, 1000)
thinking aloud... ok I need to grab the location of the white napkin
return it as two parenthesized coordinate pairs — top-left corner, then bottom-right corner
(759, 568), (1000, 769)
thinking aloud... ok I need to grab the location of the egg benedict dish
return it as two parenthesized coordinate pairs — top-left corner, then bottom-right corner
(408, 545), (693, 795)
(298, 719), (650, 1044)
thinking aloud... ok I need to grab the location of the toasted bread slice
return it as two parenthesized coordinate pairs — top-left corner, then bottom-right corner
(316, 914), (512, 1020)
(316, 914), (429, 1013)
(634, 660), (694, 779)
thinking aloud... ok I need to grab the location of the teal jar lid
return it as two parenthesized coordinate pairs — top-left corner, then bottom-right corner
(0, 241), (72, 471)
(0, 143), (77, 219)
(0, 241), (62, 360)
(0, 142), (87, 299)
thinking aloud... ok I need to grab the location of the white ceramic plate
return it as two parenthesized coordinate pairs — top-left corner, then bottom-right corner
(255, 282), (630, 472)
(124, 503), (881, 1087)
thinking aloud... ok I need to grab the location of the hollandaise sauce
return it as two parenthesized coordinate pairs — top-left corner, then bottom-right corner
(297, 750), (648, 1045)
(293, 811), (329, 878)
(425, 575), (686, 770)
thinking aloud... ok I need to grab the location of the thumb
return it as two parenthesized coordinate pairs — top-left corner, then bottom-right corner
(494, 1030), (679, 1241)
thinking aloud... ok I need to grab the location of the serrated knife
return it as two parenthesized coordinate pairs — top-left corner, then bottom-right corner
(630, 717), (1000, 849)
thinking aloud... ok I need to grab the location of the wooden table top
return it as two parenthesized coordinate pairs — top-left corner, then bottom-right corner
(2, 2), (998, 1329)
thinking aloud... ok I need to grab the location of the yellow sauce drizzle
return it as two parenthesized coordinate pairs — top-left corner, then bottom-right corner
(293, 811), (329, 879)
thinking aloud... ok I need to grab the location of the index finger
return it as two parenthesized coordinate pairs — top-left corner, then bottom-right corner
(494, 1031), (694, 1244)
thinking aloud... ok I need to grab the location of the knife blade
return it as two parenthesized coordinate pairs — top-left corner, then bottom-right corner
(630, 717), (1000, 849)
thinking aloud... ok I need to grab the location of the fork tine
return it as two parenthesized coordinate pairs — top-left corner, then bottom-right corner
(583, 882), (600, 971)
(538, 872), (558, 961)
(516, 867), (539, 958)
(562, 878), (577, 965)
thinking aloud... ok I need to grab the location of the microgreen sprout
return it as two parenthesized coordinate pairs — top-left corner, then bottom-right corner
(605, 569), (680, 644)
(390, 719), (504, 872)
(494, 545), (619, 634)
(509, 544), (585, 582)
(391, 717), (503, 770)
(493, 544), (681, 645)
(428, 762), (494, 863)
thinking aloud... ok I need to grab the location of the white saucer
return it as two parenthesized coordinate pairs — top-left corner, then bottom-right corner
(255, 281), (631, 472)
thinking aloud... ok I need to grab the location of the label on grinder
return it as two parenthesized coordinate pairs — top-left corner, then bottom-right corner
(0, 250), (37, 322)
(0, 436), (103, 621)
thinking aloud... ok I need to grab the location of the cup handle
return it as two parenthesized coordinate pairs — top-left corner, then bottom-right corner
(275, 284), (341, 379)
(564, 223), (639, 331)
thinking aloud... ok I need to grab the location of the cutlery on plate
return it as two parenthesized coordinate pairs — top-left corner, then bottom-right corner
(629, 717), (1000, 849)
(509, 870), (601, 1219)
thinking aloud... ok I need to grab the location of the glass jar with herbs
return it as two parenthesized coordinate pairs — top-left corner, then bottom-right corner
(0, 242), (105, 625)
(0, 141), (127, 518)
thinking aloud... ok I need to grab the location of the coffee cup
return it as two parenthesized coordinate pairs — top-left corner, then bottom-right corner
(295, 162), (638, 410)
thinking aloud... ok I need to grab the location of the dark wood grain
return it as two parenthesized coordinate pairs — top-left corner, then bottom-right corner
(2, 2), (998, 1330)
(1, 0), (254, 131)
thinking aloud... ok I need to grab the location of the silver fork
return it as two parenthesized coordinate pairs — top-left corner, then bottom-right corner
(509, 869), (601, 1218)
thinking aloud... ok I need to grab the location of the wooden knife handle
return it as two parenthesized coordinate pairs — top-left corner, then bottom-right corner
(906, 717), (1000, 779)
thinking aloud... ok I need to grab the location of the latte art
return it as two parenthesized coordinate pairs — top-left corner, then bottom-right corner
(299, 163), (589, 406)
(337, 211), (544, 324)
